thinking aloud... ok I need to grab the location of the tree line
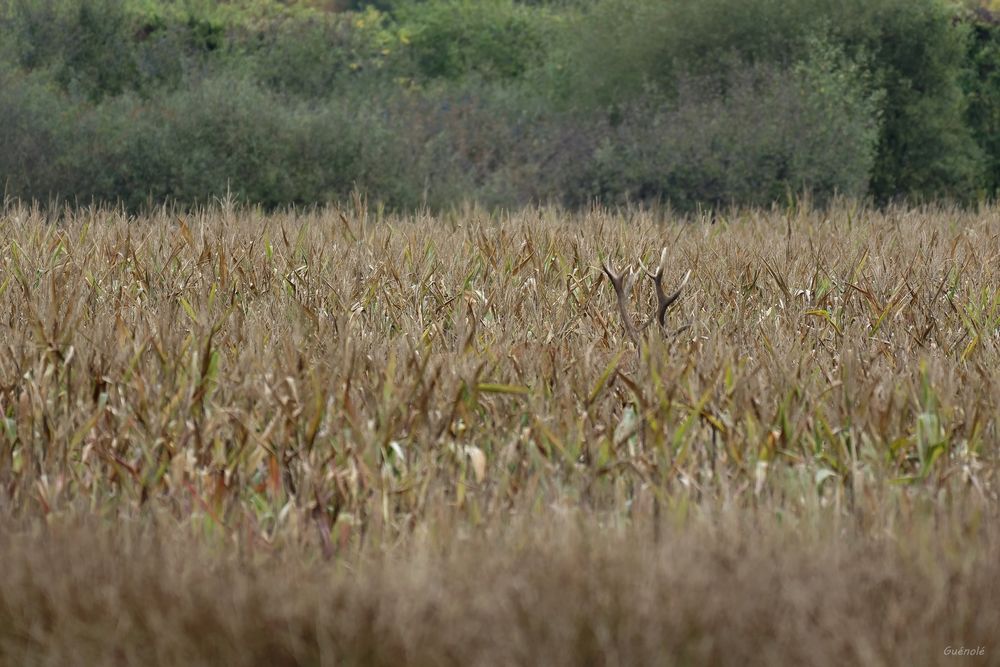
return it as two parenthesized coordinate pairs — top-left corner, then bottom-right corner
(2, 0), (999, 211)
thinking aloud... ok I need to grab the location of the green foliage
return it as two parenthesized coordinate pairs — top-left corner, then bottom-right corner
(103, 76), (429, 209)
(565, 50), (881, 208)
(0, 68), (417, 209)
(393, 0), (554, 80)
(0, 0), (239, 98)
(551, 0), (984, 203)
(1, 0), (142, 100)
(0, 0), (998, 210)
(0, 67), (75, 198)
(246, 7), (404, 98)
(853, 0), (983, 201)
(964, 9), (1000, 196)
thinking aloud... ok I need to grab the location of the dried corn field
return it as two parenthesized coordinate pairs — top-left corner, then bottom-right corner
(1, 201), (998, 666)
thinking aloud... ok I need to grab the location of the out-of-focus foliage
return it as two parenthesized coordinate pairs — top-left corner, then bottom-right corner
(562, 42), (881, 208)
(392, 0), (555, 81)
(549, 0), (982, 203)
(0, 0), (996, 210)
(964, 5), (1000, 196)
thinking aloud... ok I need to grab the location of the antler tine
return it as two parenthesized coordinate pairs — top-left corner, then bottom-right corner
(640, 249), (690, 331)
(655, 269), (690, 327)
(602, 261), (640, 346)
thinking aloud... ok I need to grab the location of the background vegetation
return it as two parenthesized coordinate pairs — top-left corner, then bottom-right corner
(3, 0), (1000, 211)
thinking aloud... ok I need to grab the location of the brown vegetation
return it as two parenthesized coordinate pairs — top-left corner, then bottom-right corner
(1, 514), (998, 666)
(0, 201), (997, 664)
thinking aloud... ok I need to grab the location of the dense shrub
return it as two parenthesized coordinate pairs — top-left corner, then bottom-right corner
(964, 7), (1000, 197)
(852, 0), (983, 201)
(99, 76), (435, 209)
(551, 0), (983, 203)
(0, 0), (229, 99)
(245, 6), (404, 98)
(0, 0), (997, 211)
(393, 0), (554, 81)
(561, 51), (880, 208)
(1, 0), (141, 100)
(0, 66), (76, 199)
(0, 68), (420, 209)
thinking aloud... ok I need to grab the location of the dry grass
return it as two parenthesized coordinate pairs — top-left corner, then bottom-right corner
(1, 515), (997, 666)
(0, 200), (998, 664)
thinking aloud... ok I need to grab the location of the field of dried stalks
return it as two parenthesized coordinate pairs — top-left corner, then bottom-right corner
(0, 201), (997, 665)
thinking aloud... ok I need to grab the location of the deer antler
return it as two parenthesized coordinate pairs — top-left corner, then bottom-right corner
(603, 248), (690, 346)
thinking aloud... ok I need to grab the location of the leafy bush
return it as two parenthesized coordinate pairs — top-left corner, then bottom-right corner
(0, 0), (997, 211)
(963, 7), (1000, 197)
(93, 74), (421, 209)
(850, 0), (983, 201)
(551, 0), (983, 203)
(560, 49), (880, 209)
(0, 0), (238, 98)
(1, 0), (142, 100)
(393, 0), (554, 81)
(245, 6), (405, 98)
(0, 67), (422, 209)
(0, 66), (76, 199)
